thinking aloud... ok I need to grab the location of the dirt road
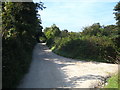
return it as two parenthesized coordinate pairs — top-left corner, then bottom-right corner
(18, 43), (118, 88)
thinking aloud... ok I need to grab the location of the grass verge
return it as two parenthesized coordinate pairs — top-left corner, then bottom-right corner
(104, 74), (119, 89)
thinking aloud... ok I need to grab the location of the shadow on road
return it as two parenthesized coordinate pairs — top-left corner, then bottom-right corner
(18, 43), (117, 88)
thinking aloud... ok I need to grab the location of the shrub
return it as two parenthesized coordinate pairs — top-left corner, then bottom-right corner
(44, 23), (119, 63)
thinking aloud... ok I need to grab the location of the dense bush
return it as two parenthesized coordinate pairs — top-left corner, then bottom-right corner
(44, 23), (120, 64)
(2, 2), (45, 88)
(2, 37), (35, 88)
(44, 24), (61, 47)
(44, 2), (120, 64)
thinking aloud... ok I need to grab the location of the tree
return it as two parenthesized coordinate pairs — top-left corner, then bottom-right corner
(114, 1), (120, 28)
(44, 24), (61, 46)
(51, 24), (61, 36)
(102, 25), (118, 37)
(2, 2), (45, 88)
(114, 2), (120, 50)
(82, 23), (101, 36)
(60, 29), (68, 37)
(44, 24), (61, 39)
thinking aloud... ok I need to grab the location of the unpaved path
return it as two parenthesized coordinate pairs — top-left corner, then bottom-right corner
(18, 43), (118, 88)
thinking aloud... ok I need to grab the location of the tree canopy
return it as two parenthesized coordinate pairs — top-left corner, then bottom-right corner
(114, 1), (120, 27)
(2, 2), (45, 88)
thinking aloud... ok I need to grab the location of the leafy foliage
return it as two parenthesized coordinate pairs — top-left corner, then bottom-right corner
(2, 2), (45, 88)
(44, 24), (61, 47)
(82, 23), (101, 36)
(44, 23), (119, 64)
(114, 1), (120, 52)
(114, 1), (120, 27)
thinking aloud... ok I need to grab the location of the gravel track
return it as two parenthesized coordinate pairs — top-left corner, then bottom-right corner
(18, 43), (118, 88)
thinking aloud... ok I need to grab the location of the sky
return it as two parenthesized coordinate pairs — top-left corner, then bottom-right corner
(33, 0), (119, 32)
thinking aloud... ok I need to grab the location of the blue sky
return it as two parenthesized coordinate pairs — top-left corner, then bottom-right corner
(33, 0), (119, 32)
